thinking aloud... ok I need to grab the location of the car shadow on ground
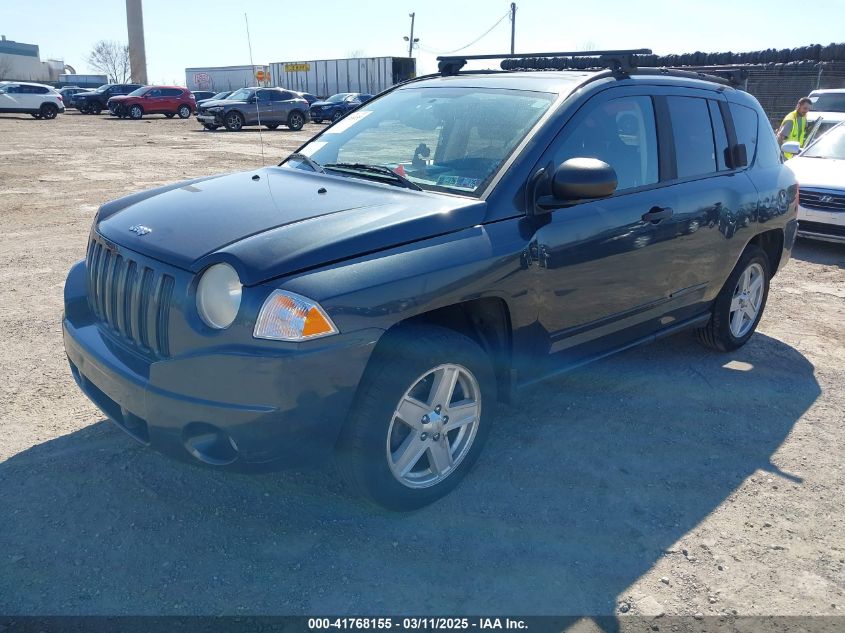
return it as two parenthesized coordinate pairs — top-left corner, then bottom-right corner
(791, 238), (845, 268)
(0, 332), (819, 619)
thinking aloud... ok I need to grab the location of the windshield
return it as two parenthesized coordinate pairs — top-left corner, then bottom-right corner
(127, 87), (148, 97)
(228, 88), (254, 101)
(211, 91), (230, 100)
(288, 87), (555, 196)
(803, 123), (845, 159)
(813, 93), (845, 113)
(94, 84), (113, 93)
(326, 93), (351, 103)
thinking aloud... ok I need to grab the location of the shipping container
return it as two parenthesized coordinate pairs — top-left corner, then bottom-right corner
(269, 57), (415, 98)
(184, 65), (270, 92)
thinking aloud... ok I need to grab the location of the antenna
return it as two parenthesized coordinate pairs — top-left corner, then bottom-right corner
(244, 13), (266, 166)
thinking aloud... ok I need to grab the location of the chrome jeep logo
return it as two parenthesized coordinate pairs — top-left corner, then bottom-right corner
(128, 225), (152, 236)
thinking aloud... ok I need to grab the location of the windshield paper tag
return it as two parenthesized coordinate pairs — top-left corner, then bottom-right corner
(324, 110), (373, 134)
(437, 175), (481, 190)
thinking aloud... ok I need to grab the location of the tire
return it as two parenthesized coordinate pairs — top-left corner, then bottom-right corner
(90, 103), (102, 115)
(287, 110), (305, 131)
(224, 111), (244, 131)
(265, 123), (279, 130)
(202, 123), (219, 131)
(165, 113), (175, 118)
(129, 105), (143, 120)
(177, 105), (191, 119)
(697, 244), (770, 352)
(79, 102), (91, 114)
(39, 103), (59, 120)
(336, 325), (496, 510)
(331, 110), (343, 123)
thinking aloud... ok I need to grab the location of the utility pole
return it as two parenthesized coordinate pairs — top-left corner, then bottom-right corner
(510, 3), (516, 54)
(408, 12), (416, 57)
(125, 0), (148, 84)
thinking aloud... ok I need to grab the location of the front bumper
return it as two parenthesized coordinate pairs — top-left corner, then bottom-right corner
(197, 113), (223, 125)
(797, 206), (845, 244)
(63, 259), (379, 470)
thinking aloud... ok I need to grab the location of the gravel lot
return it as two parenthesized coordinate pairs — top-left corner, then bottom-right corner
(0, 111), (843, 620)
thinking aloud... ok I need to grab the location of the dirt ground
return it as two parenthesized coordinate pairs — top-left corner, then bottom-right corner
(0, 110), (843, 622)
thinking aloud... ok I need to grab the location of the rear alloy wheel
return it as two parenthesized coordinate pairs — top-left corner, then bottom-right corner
(287, 111), (305, 131)
(224, 111), (244, 131)
(39, 103), (59, 120)
(129, 105), (143, 120)
(698, 245), (770, 352)
(331, 110), (343, 123)
(337, 325), (495, 510)
(177, 105), (191, 119)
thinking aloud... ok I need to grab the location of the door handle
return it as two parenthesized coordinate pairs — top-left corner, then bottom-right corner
(642, 206), (674, 223)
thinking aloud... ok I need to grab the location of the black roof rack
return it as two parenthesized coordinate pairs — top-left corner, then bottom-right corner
(437, 49), (652, 77)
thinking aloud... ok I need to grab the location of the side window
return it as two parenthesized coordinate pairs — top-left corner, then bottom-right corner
(34, 86), (49, 94)
(553, 95), (659, 192)
(162, 88), (179, 97)
(667, 96), (717, 178)
(147, 89), (162, 97)
(729, 103), (760, 166)
(278, 91), (294, 101)
(257, 90), (273, 103)
(707, 100), (730, 171)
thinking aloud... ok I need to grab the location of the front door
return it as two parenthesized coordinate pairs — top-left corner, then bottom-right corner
(530, 89), (685, 364)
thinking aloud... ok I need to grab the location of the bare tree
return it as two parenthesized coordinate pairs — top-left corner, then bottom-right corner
(87, 40), (131, 83)
(348, 49), (366, 59)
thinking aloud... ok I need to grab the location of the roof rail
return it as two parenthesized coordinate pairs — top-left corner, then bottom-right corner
(437, 49), (652, 77)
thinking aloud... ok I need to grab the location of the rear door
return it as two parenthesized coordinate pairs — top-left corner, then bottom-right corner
(657, 89), (760, 319)
(272, 90), (297, 121)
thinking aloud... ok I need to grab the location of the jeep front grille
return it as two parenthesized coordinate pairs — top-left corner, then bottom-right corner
(86, 236), (174, 358)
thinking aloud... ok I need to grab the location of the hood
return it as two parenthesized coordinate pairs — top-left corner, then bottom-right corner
(75, 91), (98, 99)
(199, 98), (242, 108)
(786, 156), (845, 190)
(310, 100), (339, 108)
(108, 95), (131, 103)
(96, 167), (487, 286)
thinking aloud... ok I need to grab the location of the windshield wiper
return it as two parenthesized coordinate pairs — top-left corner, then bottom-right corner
(285, 152), (325, 173)
(322, 162), (423, 191)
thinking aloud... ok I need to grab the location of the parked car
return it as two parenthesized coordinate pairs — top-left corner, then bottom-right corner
(807, 88), (845, 112)
(309, 92), (373, 123)
(784, 121), (845, 244)
(108, 86), (196, 119)
(191, 90), (216, 102)
(197, 90), (232, 108)
(295, 91), (319, 105)
(0, 82), (64, 119)
(58, 86), (87, 109)
(804, 112), (845, 148)
(63, 51), (797, 510)
(195, 87), (309, 131)
(75, 83), (143, 114)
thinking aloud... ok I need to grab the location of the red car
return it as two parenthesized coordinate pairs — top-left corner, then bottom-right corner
(107, 86), (196, 120)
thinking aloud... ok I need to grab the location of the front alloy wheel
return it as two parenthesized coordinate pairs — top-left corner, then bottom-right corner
(224, 111), (244, 131)
(386, 364), (481, 489)
(728, 262), (765, 338)
(337, 325), (495, 510)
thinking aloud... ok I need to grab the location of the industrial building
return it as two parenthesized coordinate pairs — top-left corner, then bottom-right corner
(184, 65), (269, 92)
(0, 35), (71, 82)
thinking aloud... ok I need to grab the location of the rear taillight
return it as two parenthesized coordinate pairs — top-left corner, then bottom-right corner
(57, 95), (63, 101)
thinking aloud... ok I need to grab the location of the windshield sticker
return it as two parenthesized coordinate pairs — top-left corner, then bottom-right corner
(324, 110), (373, 134)
(298, 142), (326, 157)
(436, 175), (482, 190)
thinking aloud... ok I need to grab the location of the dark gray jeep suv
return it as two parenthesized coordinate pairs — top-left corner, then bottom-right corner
(196, 86), (310, 132)
(63, 50), (798, 509)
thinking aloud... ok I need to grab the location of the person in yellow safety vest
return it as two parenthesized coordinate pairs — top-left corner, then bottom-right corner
(777, 97), (812, 159)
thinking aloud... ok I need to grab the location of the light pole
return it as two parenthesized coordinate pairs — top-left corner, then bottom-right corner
(403, 12), (419, 58)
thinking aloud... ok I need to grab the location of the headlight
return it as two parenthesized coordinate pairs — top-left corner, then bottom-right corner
(254, 290), (338, 341)
(208, 106), (223, 113)
(196, 263), (242, 329)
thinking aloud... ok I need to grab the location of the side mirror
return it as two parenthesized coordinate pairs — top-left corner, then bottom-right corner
(781, 141), (801, 156)
(553, 158), (617, 199)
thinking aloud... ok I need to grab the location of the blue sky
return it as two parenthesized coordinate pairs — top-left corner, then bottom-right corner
(2, 0), (843, 84)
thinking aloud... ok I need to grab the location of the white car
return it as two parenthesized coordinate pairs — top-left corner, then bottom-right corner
(784, 122), (845, 244)
(0, 81), (65, 120)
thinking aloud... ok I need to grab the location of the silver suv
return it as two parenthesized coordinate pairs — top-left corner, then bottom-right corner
(195, 86), (310, 132)
(0, 81), (65, 119)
